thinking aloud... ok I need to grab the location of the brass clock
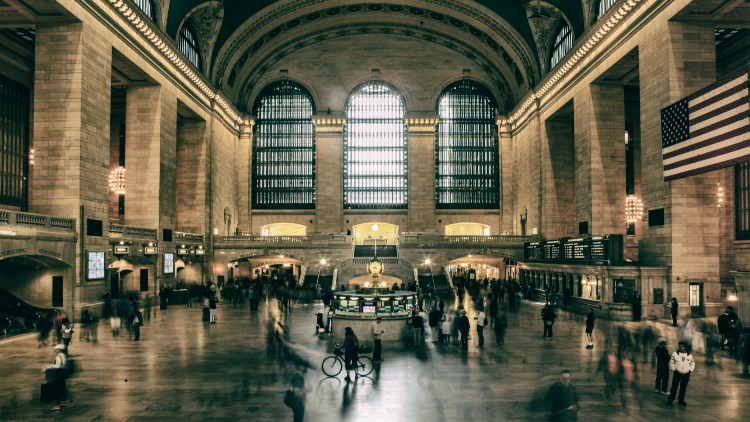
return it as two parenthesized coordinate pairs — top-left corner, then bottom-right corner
(367, 257), (384, 277)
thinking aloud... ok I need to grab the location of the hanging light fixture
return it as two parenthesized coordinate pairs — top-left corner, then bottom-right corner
(625, 195), (643, 222)
(109, 166), (126, 195)
(717, 184), (724, 207)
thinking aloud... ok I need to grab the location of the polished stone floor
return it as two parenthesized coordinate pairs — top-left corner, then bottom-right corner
(0, 296), (748, 422)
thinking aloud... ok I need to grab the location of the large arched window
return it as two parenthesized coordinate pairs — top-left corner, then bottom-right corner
(252, 81), (316, 209)
(435, 81), (498, 209)
(549, 22), (573, 70)
(179, 22), (201, 70)
(133, 0), (155, 22)
(344, 81), (407, 209)
(596, 0), (617, 21)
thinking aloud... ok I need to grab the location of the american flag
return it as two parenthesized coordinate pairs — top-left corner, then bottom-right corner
(661, 68), (750, 182)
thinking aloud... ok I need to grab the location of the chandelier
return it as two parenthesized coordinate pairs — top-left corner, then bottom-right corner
(109, 166), (126, 195)
(625, 195), (643, 222)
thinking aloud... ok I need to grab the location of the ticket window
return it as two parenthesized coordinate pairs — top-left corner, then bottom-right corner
(338, 299), (348, 313)
(405, 297), (415, 315)
(378, 299), (391, 314)
(392, 299), (402, 314)
(363, 301), (376, 317)
(348, 299), (359, 313)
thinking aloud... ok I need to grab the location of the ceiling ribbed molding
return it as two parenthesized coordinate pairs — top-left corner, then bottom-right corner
(212, 0), (540, 102)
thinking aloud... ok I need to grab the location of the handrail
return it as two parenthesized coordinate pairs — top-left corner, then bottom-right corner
(401, 234), (531, 244)
(109, 224), (157, 239)
(174, 231), (204, 243)
(0, 210), (76, 232)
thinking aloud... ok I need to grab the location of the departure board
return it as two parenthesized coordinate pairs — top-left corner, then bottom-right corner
(524, 243), (544, 260)
(573, 241), (590, 260)
(590, 237), (607, 261)
(544, 242), (561, 260)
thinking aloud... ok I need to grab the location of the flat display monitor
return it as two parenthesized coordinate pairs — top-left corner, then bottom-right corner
(363, 303), (375, 313)
(87, 251), (105, 280)
(164, 253), (174, 274)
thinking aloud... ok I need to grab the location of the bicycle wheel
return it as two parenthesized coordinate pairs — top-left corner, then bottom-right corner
(321, 356), (343, 377)
(357, 356), (374, 376)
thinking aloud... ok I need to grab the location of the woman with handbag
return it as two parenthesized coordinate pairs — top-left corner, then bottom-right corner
(542, 305), (556, 339)
(343, 327), (359, 381)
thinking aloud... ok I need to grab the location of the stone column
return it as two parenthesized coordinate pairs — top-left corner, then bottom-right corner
(237, 119), (255, 234)
(32, 22), (111, 294)
(406, 114), (439, 232)
(123, 85), (177, 234)
(313, 116), (345, 233)
(639, 20), (721, 315)
(497, 118), (515, 234)
(574, 84), (626, 236)
(176, 118), (209, 235)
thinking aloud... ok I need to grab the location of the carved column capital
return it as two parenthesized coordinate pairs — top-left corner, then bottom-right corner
(405, 114), (439, 133)
(495, 116), (511, 135)
(312, 114), (346, 133)
(240, 117), (255, 139)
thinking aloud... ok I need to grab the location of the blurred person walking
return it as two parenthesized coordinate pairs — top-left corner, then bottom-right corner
(718, 309), (730, 350)
(632, 292), (642, 322)
(475, 307), (487, 348)
(494, 313), (507, 349)
(371, 317), (384, 362)
(131, 307), (144, 341)
(442, 312), (452, 345)
(667, 341), (695, 406)
(45, 344), (73, 411)
(60, 318), (73, 349)
(288, 361), (309, 422)
(654, 338), (670, 395)
(412, 310), (424, 347)
(429, 307), (440, 343)
(670, 298), (679, 326)
(209, 296), (218, 323)
(729, 318), (743, 359)
(542, 304), (556, 339)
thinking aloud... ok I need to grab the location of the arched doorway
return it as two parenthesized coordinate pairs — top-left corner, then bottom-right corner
(352, 222), (399, 257)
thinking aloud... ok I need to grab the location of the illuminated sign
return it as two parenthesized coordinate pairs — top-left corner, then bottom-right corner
(114, 245), (130, 255)
(177, 248), (189, 255)
(164, 253), (174, 274)
(144, 247), (158, 255)
(195, 248), (206, 255)
(88, 251), (105, 280)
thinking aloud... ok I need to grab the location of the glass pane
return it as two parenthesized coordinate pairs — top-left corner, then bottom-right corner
(689, 285), (700, 307)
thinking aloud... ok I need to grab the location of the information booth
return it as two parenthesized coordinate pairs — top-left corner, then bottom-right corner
(331, 291), (416, 341)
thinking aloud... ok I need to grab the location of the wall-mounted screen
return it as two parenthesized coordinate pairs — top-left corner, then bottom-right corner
(164, 253), (174, 274)
(87, 251), (105, 280)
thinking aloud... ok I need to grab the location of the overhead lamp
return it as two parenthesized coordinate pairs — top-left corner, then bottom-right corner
(320, 259), (326, 265)
(625, 195), (644, 223)
(109, 166), (126, 195)
(381, 282), (386, 287)
(365, 282), (370, 287)
(372, 224), (379, 231)
(425, 259), (431, 265)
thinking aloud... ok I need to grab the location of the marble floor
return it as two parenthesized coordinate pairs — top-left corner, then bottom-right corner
(0, 296), (748, 422)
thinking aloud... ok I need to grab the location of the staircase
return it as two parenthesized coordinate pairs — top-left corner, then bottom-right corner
(354, 245), (398, 257)
(432, 275), (451, 296)
(317, 276), (334, 292)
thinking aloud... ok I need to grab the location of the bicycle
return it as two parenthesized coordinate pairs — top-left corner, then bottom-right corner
(321, 344), (374, 377)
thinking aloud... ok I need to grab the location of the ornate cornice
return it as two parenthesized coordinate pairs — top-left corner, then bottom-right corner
(405, 114), (439, 133)
(312, 115), (346, 132)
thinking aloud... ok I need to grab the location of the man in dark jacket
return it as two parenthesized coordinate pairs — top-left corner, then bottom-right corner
(718, 310), (730, 350)
(654, 338), (670, 394)
(411, 312), (424, 347)
(428, 308), (440, 343)
(632, 292), (642, 321)
(458, 310), (470, 350)
(546, 370), (578, 421)
(131, 308), (144, 341)
(209, 297), (218, 323)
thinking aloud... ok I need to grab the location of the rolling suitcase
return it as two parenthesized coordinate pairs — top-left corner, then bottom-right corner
(203, 307), (210, 322)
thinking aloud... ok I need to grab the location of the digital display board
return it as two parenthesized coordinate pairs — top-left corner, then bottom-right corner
(164, 253), (174, 274)
(87, 251), (104, 280)
(363, 303), (376, 314)
(590, 237), (607, 261)
(544, 241), (560, 260)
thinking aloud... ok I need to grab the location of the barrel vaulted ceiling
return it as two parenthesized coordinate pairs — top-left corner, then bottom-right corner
(164, 0), (593, 114)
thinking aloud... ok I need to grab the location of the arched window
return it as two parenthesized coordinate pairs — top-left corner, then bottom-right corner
(133, 0), (155, 22)
(596, 0), (617, 21)
(435, 81), (498, 209)
(179, 23), (201, 70)
(344, 81), (407, 209)
(549, 22), (573, 70)
(252, 81), (316, 209)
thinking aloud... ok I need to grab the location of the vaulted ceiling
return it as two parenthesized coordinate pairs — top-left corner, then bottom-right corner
(163, 0), (592, 114)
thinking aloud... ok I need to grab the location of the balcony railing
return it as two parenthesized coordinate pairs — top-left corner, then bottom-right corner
(215, 234), (352, 247)
(0, 210), (76, 233)
(400, 234), (531, 244)
(175, 231), (204, 243)
(109, 224), (157, 239)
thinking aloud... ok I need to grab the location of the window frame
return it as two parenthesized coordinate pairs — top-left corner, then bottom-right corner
(133, 0), (156, 22)
(251, 81), (317, 210)
(737, 161), (750, 240)
(179, 21), (201, 71)
(343, 81), (408, 210)
(595, 0), (618, 22)
(434, 80), (499, 209)
(0, 74), (30, 210)
(549, 21), (574, 71)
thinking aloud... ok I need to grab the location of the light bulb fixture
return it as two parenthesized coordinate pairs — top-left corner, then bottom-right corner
(625, 195), (644, 223)
(381, 282), (386, 287)
(29, 148), (35, 165)
(365, 282), (370, 287)
(372, 224), (379, 231)
(320, 259), (326, 265)
(717, 184), (724, 208)
(109, 166), (126, 195)
(425, 259), (431, 265)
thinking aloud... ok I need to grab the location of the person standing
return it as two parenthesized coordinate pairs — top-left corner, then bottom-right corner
(718, 310), (730, 350)
(435, 298), (445, 317)
(60, 318), (73, 349)
(412, 311), (424, 347)
(667, 341), (695, 406)
(585, 307), (595, 349)
(209, 296), (217, 323)
(475, 307), (487, 348)
(546, 370), (578, 421)
(429, 307), (440, 343)
(655, 338), (670, 395)
(371, 317), (384, 362)
(542, 305), (557, 339)
(670, 298), (679, 326)
(458, 310), (470, 350)
(489, 298), (498, 327)
(729, 318), (744, 359)
(442, 312), (452, 345)
(343, 327), (359, 381)
(563, 288), (570, 311)
(46, 344), (73, 411)
(632, 292), (642, 322)
(132, 308), (143, 341)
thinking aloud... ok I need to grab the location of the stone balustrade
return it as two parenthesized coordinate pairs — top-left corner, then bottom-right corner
(400, 233), (531, 244)
(0, 210), (76, 232)
(174, 231), (204, 243)
(215, 234), (351, 248)
(109, 224), (157, 240)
